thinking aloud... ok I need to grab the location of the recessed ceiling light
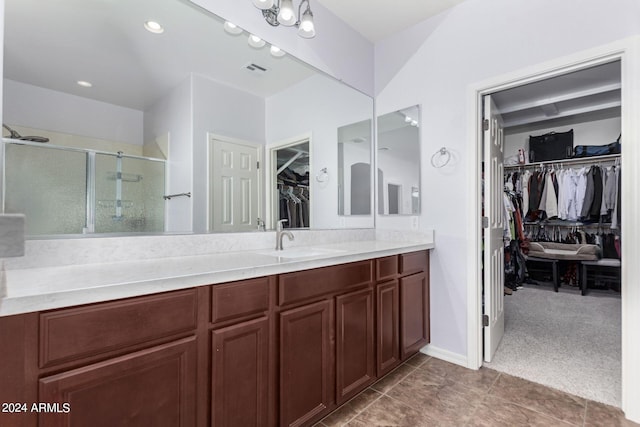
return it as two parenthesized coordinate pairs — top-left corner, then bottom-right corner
(77, 80), (93, 88)
(144, 20), (164, 34)
(223, 21), (243, 35)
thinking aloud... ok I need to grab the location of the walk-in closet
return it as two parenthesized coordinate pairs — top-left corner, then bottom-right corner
(483, 60), (623, 407)
(274, 142), (310, 229)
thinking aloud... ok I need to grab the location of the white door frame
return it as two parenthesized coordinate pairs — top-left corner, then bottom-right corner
(466, 36), (640, 422)
(206, 133), (263, 232)
(265, 132), (312, 229)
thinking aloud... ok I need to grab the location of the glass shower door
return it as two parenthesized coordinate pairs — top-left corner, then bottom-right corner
(4, 143), (87, 235)
(94, 153), (165, 233)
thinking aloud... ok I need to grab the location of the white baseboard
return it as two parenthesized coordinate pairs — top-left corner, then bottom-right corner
(421, 344), (469, 368)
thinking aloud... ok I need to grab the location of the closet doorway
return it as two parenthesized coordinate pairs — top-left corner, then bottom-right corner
(269, 138), (311, 229)
(478, 56), (627, 409)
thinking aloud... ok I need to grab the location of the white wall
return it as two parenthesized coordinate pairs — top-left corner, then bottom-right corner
(191, 74), (265, 233)
(340, 142), (371, 216)
(3, 79), (143, 146)
(144, 77), (193, 232)
(188, 0), (374, 96)
(266, 73), (374, 229)
(504, 115), (622, 161)
(375, 0), (640, 359)
(378, 126), (420, 215)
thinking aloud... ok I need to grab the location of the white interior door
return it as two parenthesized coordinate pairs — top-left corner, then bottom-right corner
(483, 95), (505, 363)
(210, 138), (259, 232)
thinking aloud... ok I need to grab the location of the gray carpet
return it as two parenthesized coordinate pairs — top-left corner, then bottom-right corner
(484, 285), (621, 407)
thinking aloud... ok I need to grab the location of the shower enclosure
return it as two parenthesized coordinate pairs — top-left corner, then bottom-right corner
(1, 140), (166, 235)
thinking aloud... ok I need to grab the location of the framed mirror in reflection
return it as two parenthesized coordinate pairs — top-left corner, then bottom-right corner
(338, 119), (373, 216)
(377, 106), (421, 215)
(1, 0), (374, 237)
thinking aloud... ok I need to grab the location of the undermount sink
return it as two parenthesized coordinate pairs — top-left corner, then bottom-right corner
(256, 247), (346, 259)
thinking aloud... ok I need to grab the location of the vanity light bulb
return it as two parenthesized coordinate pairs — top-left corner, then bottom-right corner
(270, 45), (286, 57)
(411, 120), (418, 127)
(252, 0), (274, 10)
(404, 116), (412, 123)
(277, 0), (296, 26)
(297, 9), (316, 38)
(223, 21), (243, 35)
(248, 34), (266, 48)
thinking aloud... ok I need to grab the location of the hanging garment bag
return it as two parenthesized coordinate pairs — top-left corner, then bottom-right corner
(529, 129), (573, 162)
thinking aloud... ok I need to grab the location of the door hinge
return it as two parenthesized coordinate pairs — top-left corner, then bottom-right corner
(483, 119), (489, 131)
(482, 217), (489, 228)
(482, 314), (489, 327)
(256, 161), (260, 169)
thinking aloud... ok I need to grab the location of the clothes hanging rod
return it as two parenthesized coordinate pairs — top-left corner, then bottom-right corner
(504, 153), (620, 170)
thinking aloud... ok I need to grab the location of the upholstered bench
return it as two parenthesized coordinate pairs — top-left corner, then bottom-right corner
(525, 242), (601, 292)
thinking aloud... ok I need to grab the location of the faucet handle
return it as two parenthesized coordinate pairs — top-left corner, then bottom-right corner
(276, 219), (288, 231)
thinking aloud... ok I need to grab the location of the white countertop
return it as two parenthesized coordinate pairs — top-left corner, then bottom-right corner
(0, 239), (434, 317)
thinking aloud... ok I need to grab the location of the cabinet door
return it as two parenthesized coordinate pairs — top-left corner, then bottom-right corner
(211, 316), (269, 427)
(336, 288), (374, 404)
(39, 337), (196, 427)
(279, 300), (332, 427)
(376, 280), (400, 377)
(400, 272), (430, 360)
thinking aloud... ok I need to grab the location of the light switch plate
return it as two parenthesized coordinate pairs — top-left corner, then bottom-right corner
(0, 214), (25, 257)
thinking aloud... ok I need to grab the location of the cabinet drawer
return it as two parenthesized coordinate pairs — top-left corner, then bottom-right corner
(376, 256), (398, 281)
(211, 277), (270, 324)
(400, 250), (429, 276)
(39, 289), (197, 368)
(278, 260), (373, 306)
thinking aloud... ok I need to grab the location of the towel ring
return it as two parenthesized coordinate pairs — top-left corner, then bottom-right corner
(431, 147), (451, 168)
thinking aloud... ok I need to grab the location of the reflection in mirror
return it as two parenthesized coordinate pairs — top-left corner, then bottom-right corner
(338, 119), (372, 216)
(2, 0), (374, 236)
(377, 106), (421, 215)
(273, 141), (310, 229)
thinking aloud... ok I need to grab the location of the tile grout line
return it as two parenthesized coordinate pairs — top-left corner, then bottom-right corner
(338, 390), (384, 427)
(582, 400), (588, 427)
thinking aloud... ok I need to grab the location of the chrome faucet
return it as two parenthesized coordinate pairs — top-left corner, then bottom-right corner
(276, 219), (294, 250)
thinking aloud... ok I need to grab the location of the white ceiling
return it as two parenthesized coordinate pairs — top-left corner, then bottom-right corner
(316, 0), (468, 42)
(492, 61), (621, 129)
(4, 0), (315, 111)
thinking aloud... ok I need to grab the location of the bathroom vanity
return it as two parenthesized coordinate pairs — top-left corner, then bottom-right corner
(0, 239), (432, 427)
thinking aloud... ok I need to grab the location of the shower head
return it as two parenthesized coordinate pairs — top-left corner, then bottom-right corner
(2, 124), (49, 143)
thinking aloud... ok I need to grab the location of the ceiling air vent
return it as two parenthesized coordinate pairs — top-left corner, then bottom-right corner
(244, 62), (269, 76)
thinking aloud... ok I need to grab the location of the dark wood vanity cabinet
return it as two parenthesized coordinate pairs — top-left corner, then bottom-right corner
(279, 299), (334, 427)
(0, 250), (430, 427)
(399, 251), (430, 360)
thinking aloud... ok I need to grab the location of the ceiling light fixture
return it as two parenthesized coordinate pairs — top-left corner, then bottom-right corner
(223, 21), (243, 35)
(144, 20), (164, 34)
(77, 80), (93, 88)
(254, 0), (316, 38)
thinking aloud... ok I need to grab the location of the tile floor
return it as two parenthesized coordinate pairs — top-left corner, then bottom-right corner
(316, 353), (638, 427)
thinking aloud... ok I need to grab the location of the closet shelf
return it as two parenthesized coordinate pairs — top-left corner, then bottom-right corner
(504, 153), (620, 170)
(524, 221), (613, 227)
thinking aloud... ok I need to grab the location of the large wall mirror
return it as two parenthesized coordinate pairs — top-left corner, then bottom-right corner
(377, 106), (421, 215)
(1, 0), (374, 236)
